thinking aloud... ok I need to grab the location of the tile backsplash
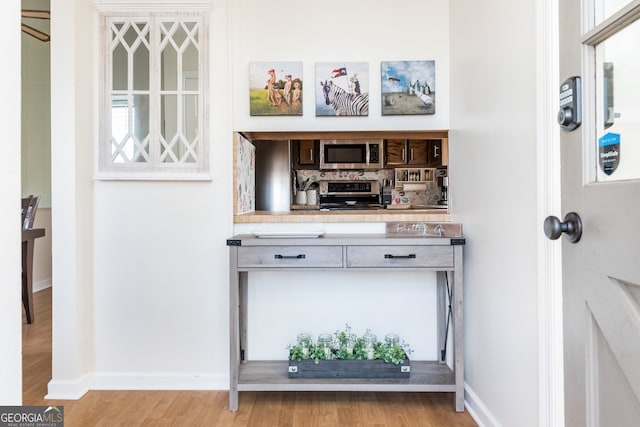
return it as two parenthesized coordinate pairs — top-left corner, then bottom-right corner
(294, 169), (442, 206)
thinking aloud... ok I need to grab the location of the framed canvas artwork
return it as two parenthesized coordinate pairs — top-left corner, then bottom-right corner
(315, 62), (369, 116)
(249, 62), (303, 116)
(381, 60), (436, 115)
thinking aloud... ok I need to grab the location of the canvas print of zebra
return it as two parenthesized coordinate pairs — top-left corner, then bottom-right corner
(315, 62), (369, 116)
(249, 62), (303, 116)
(381, 60), (436, 115)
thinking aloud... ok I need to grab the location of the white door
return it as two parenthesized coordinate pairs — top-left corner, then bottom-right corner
(555, 1), (640, 425)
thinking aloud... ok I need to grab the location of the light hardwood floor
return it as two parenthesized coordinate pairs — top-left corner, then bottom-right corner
(23, 288), (478, 426)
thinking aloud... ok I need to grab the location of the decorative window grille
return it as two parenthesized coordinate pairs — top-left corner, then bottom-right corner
(99, 13), (208, 179)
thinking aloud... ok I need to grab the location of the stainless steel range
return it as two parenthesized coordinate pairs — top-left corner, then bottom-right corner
(318, 180), (382, 210)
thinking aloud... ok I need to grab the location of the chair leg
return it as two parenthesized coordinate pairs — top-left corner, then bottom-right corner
(22, 240), (35, 324)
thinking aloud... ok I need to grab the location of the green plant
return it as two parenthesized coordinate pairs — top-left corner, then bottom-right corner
(287, 324), (413, 365)
(287, 343), (308, 362)
(310, 342), (333, 364)
(375, 340), (413, 364)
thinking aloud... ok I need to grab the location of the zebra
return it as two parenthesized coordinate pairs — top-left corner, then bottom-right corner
(320, 80), (369, 116)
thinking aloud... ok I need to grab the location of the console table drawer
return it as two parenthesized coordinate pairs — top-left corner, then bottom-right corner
(237, 246), (343, 268)
(346, 245), (454, 268)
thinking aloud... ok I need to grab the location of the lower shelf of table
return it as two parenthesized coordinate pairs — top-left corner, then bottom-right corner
(236, 360), (456, 392)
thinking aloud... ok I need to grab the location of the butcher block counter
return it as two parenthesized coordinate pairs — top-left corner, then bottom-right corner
(234, 208), (451, 223)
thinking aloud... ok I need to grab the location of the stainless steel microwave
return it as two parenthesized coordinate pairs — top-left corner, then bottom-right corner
(319, 139), (384, 170)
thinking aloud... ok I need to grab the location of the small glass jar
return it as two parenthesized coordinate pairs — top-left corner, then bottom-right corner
(345, 334), (357, 357)
(362, 333), (377, 360)
(318, 333), (333, 359)
(385, 333), (400, 346)
(297, 333), (312, 358)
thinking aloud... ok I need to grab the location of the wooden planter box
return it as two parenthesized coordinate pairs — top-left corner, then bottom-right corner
(288, 358), (410, 379)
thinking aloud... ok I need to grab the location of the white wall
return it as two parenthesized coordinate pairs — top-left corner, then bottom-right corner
(230, 0), (450, 132)
(81, 0), (234, 391)
(22, 0), (52, 291)
(0, 0), (23, 405)
(450, 1), (540, 426)
(22, 0), (51, 207)
(230, 0), (452, 362)
(32, 209), (52, 291)
(48, 0), (100, 398)
(63, 0), (454, 392)
(45, 1), (542, 425)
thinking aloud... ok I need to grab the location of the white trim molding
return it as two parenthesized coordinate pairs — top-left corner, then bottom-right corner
(34, 279), (52, 293)
(536, 0), (565, 426)
(90, 372), (228, 391)
(465, 383), (503, 427)
(46, 375), (91, 400)
(94, 0), (214, 13)
(46, 372), (228, 400)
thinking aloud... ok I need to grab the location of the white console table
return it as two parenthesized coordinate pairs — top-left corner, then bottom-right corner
(226, 233), (465, 412)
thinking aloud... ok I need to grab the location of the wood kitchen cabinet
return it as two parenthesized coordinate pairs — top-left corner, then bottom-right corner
(384, 139), (407, 166)
(291, 140), (319, 169)
(426, 139), (445, 166)
(407, 139), (429, 165)
(239, 131), (448, 170)
(385, 139), (445, 167)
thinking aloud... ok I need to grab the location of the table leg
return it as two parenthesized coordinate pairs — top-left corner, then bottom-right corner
(22, 240), (35, 323)
(437, 271), (446, 362)
(453, 245), (465, 412)
(229, 247), (239, 411)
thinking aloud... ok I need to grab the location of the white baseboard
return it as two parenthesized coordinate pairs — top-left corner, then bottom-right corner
(89, 372), (228, 392)
(33, 279), (52, 293)
(45, 372), (228, 400)
(465, 383), (502, 427)
(46, 374), (91, 400)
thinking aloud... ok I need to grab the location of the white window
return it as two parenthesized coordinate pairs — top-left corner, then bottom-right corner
(583, 0), (640, 182)
(97, 8), (209, 180)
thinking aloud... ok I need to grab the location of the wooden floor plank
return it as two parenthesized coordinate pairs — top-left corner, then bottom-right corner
(23, 288), (477, 426)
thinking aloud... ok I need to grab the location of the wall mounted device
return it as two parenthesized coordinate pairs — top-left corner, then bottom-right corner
(558, 76), (581, 131)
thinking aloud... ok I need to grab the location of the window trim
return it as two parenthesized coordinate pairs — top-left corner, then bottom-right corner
(582, 0), (640, 45)
(95, 1), (212, 181)
(580, 0), (640, 185)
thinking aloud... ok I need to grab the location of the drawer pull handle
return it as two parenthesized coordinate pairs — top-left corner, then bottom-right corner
(384, 254), (416, 259)
(274, 254), (306, 259)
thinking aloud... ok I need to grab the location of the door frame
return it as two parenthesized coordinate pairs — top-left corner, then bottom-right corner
(536, 0), (565, 425)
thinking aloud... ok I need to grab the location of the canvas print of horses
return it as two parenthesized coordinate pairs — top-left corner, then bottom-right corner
(315, 62), (369, 116)
(249, 62), (303, 116)
(381, 60), (436, 115)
